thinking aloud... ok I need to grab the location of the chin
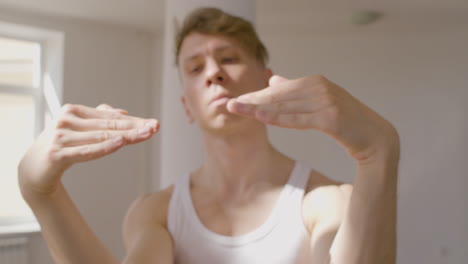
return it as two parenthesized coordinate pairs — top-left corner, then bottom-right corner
(200, 114), (263, 136)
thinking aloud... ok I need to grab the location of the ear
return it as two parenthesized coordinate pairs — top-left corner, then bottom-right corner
(180, 96), (195, 124)
(263, 68), (273, 87)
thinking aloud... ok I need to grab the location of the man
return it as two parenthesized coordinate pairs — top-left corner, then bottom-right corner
(18, 7), (400, 264)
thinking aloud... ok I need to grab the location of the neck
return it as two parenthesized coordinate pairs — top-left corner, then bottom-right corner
(194, 125), (293, 198)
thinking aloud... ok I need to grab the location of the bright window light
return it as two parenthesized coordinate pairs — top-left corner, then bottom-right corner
(0, 37), (40, 88)
(0, 93), (35, 222)
(0, 36), (41, 226)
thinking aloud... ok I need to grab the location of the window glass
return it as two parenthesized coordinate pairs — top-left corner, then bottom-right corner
(0, 93), (35, 221)
(0, 37), (40, 88)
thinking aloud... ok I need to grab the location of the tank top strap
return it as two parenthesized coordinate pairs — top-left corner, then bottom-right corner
(167, 173), (191, 242)
(287, 161), (312, 196)
(273, 161), (312, 216)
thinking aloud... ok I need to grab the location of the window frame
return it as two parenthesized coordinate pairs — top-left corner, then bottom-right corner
(0, 20), (64, 235)
(0, 33), (45, 136)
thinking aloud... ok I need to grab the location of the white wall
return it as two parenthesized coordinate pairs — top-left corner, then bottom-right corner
(157, 0), (256, 189)
(0, 6), (161, 263)
(156, 4), (468, 263)
(258, 11), (468, 264)
(1, 2), (467, 263)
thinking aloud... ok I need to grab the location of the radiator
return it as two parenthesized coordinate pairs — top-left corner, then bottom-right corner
(0, 237), (28, 264)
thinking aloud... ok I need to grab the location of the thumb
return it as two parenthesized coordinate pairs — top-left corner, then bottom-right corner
(268, 75), (289, 86)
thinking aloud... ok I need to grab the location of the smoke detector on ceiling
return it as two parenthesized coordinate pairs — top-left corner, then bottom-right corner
(351, 10), (383, 25)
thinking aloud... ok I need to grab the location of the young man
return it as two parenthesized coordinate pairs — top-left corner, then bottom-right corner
(18, 7), (400, 264)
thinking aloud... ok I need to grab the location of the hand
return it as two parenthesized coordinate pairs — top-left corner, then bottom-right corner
(227, 75), (399, 162)
(18, 103), (159, 198)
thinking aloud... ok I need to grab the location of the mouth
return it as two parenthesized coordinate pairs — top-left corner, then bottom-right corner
(209, 94), (233, 106)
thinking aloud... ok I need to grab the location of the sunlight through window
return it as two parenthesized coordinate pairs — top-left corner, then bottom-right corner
(0, 37), (40, 225)
(0, 37), (40, 88)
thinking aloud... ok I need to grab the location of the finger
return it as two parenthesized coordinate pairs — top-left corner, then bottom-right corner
(257, 112), (318, 129)
(96, 104), (114, 111)
(96, 104), (129, 115)
(228, 95), (329, 117)
(234, 86), (291, 105)
(268, 75), (289, 86)
(52, 136), (127, 164)
(226, 100), (258, 117)
(53, 124), (158, 147)
(255, 104), (340, 133)
(256, 97), (331, 116)
(62, 104), (133, 120)
(254, 95), (338, 127)
(57, 115), (159, 132)
(234, 80), (307, 105)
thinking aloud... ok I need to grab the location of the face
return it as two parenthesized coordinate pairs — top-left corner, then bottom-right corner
(178, 33), (272, 134)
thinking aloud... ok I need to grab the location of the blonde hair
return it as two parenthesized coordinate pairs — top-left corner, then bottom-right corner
(175, 7), (269, 66)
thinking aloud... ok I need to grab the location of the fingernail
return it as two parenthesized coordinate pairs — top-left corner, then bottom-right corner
(146, 120), (159, 132)
(145, 120), (155, 128)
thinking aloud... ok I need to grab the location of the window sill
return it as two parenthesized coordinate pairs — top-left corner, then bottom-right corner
(0, 221), (41, 238)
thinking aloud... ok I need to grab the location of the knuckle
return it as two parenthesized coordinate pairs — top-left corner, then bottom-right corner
(97, 103), (110, 109)
(104, 142), (117, 153)
(315, 83), (330, 95)
(46, 145), (64, 163)
(277, 102), (286, 112)
(127, 131), (137, 141)
(55, 117), (70, 129)
(321, 93), (336, 107)
(313, 74), (328, 83)
(115, 120), (126, 130)
(108, 112), (121, 120)
(105, 119), (116, 130)
(78, 145), (93, 159)
(99, 131), (110, 141)
(51, 129), (66, 143)
(61, 104), (76, 114)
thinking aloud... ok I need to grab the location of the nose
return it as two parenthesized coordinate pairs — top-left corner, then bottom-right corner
(205, 59), (226, 87)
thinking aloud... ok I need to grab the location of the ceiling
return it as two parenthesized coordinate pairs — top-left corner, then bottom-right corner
(0, 0), (466, 33)
(0, 0), (166, 32)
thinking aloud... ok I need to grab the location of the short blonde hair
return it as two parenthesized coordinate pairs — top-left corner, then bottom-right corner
(175, 7), (269, 66)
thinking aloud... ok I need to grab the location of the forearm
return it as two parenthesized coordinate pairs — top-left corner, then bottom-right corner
(25, 183), (119, 264)
(330, 141), (400, 264)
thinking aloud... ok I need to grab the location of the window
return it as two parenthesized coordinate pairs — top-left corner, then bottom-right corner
(0, 22), (64, 233)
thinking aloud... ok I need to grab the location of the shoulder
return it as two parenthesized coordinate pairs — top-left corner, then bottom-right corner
(122, 185), (175, 249)
(302, 169), (353, 233)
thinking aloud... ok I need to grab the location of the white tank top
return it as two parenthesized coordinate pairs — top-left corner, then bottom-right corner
(167, 161), (313, 264)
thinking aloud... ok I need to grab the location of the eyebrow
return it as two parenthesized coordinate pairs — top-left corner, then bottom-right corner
(183, 45), (235, 64)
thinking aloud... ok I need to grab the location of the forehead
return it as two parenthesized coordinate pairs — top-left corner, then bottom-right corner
(179, 33), (243, 63)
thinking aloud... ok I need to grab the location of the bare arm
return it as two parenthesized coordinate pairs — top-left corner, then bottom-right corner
(329, 135), (400, 264)
(227, 74), (400, 263)
(306, 133), (399, 264)
(24, 183), (120, 263)
(18, 103), (159, 263)
(122, 190), (174, 264)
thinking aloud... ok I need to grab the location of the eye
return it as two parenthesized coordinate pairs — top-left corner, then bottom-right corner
(221, 57), (237, 63)
(190, 65), (202, 73)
